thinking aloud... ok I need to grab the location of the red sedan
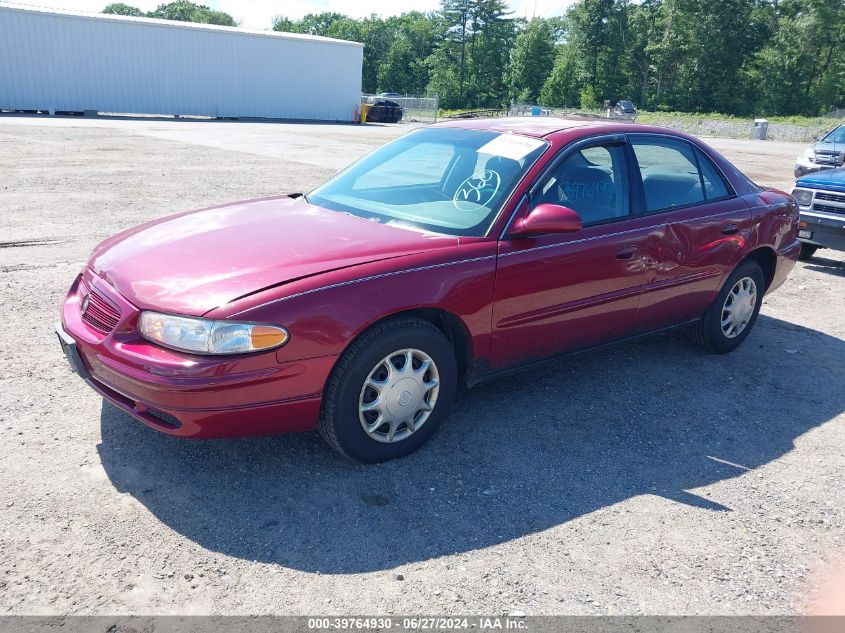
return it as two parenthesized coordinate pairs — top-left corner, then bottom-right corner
(57, 118), (801, 462)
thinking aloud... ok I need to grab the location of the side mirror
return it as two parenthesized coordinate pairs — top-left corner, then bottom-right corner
(511, 203), (583, 237)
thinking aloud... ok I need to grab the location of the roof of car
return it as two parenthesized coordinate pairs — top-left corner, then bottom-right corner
(434, 116), (619, 138)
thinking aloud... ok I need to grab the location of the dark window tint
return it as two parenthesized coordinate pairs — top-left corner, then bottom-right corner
(632, 138), (705, 213)
(534, 144), (630, 225)
(696, 148), (731, 200)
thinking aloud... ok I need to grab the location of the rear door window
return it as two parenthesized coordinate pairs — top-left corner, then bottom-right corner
(631, 138), (705, 213)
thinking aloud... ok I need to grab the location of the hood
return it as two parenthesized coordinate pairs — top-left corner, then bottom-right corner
(797, 168), (845, 194)
(90, 196), (458, 315)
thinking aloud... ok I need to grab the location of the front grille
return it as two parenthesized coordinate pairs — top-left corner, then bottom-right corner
(78, 276), (121, 334)
(815, 153), (842, 165)
(812, 202), (845, 215)
(814, 191), (845, 204)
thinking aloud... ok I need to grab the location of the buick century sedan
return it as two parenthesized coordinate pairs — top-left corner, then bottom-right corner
(57, 118), (801, 462)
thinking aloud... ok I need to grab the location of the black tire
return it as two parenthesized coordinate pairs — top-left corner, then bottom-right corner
(691, 259), (765, 354)
(798, 243), (818, 261)
(318, 317), (457, 463)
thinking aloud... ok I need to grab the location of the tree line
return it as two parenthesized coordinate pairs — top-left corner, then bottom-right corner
(104, 0), (844, 116)
(103, 1), (236, 26)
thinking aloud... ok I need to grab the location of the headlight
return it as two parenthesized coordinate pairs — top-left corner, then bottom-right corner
(804, 147), (815, 162)
(138, 311), (289, 354)
(791, 188), (814, 207)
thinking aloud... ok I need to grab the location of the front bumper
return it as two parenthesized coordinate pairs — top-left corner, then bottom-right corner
(58, 270), (335, 438)
(794, 159), (842, 179)
(798, 210), (845, 252)
(793, 153), (843, 178)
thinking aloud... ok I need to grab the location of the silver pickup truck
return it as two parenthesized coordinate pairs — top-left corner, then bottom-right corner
(794, 124), (845, 178)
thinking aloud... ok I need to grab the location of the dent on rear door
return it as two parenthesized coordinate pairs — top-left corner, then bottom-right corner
(637, 198), (753, 330)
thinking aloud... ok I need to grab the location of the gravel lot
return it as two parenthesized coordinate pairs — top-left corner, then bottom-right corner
(0, 116), (843, 616)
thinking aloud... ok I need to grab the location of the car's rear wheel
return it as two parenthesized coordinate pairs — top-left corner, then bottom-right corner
(318, 316), (457, 463)
(692, 259), (765, 354)
(798, 243), (818, 260)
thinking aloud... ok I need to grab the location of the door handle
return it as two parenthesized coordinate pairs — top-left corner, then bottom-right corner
(721, 223), (740, 235)
(615, 245), (639, 260)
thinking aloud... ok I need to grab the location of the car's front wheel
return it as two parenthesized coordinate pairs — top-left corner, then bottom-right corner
(318, 316), (457, 463)
(692, 259), (765, 354)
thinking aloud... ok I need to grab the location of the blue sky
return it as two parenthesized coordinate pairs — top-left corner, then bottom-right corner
(11, 0), (577, 29)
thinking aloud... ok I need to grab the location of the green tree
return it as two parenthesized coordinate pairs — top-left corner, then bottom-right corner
(744, 0), (845, 115)
(621, 0), (661, 109)
(433, 0), (473, 104)
(471, 0), (516, 106)
(427, 0), (515, 108)
(507, 19), (555, 103)
(102, 3), (144, 16)
(389, 13), (437, 93)
(261, 1), (845, 116)
(580, 84), (600, 109)
(376, 14), (437, 94)
(147, 1), (236, 26)
(281, 12), (347, 35)
(540, 47), (581, 106)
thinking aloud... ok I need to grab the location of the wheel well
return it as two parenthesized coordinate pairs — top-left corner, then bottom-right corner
(744, 247), (776, 291)
(354, 308), (474, 384)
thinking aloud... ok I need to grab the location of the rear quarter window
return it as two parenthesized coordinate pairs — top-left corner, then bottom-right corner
(695, 148), (732, 200)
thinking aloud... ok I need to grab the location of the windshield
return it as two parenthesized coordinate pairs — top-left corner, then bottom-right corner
(308, 127), (548, 236)
(619, 101), (634, 110)
(821, 126), (845, 144)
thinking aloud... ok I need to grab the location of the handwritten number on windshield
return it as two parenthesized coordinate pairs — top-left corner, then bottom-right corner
(453, 170), (501, 212)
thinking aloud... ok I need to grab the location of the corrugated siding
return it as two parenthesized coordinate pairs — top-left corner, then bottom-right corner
(0, 7), (363, 121)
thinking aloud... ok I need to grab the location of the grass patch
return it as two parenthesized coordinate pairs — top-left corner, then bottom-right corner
(636, 111), (834, 128)
(438, 108), (507, 118)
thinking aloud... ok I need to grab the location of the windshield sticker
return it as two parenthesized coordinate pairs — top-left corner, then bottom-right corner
(478, 134), (545, 161)
(453, 170), (501, 212)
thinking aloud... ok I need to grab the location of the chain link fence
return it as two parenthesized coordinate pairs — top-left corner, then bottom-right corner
(509, 101), (631, 119)
(361, 95), (439, 122)
(508, 102), (611, 120)
(508, 102), (555, 117)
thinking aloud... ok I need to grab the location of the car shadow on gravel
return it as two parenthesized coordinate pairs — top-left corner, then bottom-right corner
(804, 255), (845, 278)
(97, 314), (845, 574)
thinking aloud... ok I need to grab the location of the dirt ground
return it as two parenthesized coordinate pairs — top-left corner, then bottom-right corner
(0, 116), (843, 616)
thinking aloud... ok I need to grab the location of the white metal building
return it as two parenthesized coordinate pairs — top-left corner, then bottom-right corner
(0, 4), (363, 121)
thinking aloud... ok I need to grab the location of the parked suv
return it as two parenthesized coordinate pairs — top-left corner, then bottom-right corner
(610, 100), (637, 121)
(794, 124), (845, 178)
(791, 168), (845, 259)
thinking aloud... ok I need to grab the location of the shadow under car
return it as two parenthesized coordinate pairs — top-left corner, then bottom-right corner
(97, 314), (845, 574)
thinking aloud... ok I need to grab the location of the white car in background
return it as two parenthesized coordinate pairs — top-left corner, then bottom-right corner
(795, 124), (845, 178)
